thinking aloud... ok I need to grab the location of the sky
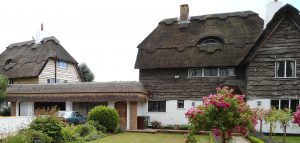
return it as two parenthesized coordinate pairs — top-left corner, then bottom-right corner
(0, 0), (299, 82)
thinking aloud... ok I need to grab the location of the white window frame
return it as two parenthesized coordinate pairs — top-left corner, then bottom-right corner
(188, 67), (235, 77)
(271, 99), (300, 111)
(275, 60), (297, 78)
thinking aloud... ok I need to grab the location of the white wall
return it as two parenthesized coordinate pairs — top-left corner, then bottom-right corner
(38, 59), (80, 84)
(137, 100), (202, 126)
(0, 116), (34, 138)
(247, 99), (270, 109)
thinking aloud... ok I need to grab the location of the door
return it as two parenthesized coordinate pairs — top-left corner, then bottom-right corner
(114, 101), (127, 129)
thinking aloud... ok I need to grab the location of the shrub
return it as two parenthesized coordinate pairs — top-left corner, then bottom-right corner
(34, 106), (58, 116)
(87, 120), (107, 133)
(246, 136), (265, 143)
(0, 107), (11, 116)
(29, 116), (63, 142)
(114, 126), (124, 134)
(162, 124), (174, 129)
(88, 106), (119, 132)
(75, 123), (99, 141)
(179, 124), (191, 130)
(3, 134), (31, 143)
(151, 120), (162, 129)
(61, 125), (83, 143)
(21, 129), (52, 143)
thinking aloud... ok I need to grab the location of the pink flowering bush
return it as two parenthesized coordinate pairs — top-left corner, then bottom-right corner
(293, 106), (300, 127)
(185, 86), (255, 143)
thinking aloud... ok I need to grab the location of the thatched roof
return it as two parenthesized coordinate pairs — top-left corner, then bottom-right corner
(0, 36), (78, 78)
(241, 4), (300, 65)
(135, 11), (263, 69)
(5, 82), (148, 102)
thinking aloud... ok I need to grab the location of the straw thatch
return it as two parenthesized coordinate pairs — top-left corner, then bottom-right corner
(135, 11), (263, 69)
(5, 82), (148, 102)
(0, 36), (78, 78)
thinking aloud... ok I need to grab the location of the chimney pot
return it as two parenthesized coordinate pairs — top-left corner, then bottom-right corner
(180, 4), (189, 21)
(41, 23), (44, 31)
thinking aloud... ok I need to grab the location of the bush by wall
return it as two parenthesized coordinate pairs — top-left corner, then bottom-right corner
(3, 134), (31, 143)
(87, 120), (107, 133)
(75, 123), (99, 141)
(29, 116), (63, 142)
(61, 125), (83, 143)
(88, 106), (119, 132)
(0, 107), (11, 116)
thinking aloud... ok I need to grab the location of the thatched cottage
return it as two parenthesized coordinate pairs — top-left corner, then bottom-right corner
(135, 3), (300, 133)
(0, 31), (147, 130)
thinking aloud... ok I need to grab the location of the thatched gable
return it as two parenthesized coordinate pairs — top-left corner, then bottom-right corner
(5, 82), (148, 102)
(0, 36), (78, 78)
(135, 11), (263, 69)
(241, 4), (300, 65)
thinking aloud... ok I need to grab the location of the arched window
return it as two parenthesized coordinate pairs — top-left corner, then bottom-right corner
(198, 37), (224, 46)
(5, 59), (15, 65)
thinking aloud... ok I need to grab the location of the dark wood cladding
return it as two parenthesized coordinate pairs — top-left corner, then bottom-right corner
(140, 68), (246, 100)
(247, 17), (300, 99)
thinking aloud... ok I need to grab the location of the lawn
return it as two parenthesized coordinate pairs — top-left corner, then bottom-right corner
(272, 136), (300, 143)
(90, 132), (210, 143)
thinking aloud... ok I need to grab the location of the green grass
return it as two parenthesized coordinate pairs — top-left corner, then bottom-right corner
(272, 136), (300, 143)
(90, 132), (210, 143)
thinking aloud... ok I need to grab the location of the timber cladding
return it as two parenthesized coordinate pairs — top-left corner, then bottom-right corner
(140, 68), (246, 100)
(247, 17), (300, 99)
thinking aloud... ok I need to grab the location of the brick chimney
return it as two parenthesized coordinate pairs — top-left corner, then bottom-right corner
(178, 4), (190, 28)
(180, 4), (189, 21)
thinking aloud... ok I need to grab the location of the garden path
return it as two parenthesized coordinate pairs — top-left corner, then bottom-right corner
(231, 136), (250, 143)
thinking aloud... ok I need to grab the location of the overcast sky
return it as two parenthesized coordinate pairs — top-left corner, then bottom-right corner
(0, 0), (299, 82)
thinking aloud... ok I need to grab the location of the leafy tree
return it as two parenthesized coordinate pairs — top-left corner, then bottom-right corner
(277, 108), (292, 143)
(264, 107), (278, 140)
(79, 63), (95, 82)
(0, 74), (8, 102)
(252, 108), (269, 137)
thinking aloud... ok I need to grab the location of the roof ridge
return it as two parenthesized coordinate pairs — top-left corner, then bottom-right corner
(6, 36), (59, 49)
(160, 10), (258, 24)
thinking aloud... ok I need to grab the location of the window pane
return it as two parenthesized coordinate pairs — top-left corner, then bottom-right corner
(227, 68), (235, 76)
(177, 100), (184, 108)
(219, 68), (227, 76)
(291, 100), (299, 112)
(148, 101), (166, 112)
(281, 100), (289, 110)
(211, 68), (218, 76)
(286, 61), (295, 77)
(277, 61), (285, 77)
(271, 100), (279, 109)
(190, 69), (202, 77)
(204, 68), (211, 76)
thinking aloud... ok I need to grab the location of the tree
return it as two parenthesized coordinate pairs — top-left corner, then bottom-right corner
(79, 63), (95, 82)
(293, 106), (300, 127)
(185, 87), (255, 143)
(252, 108), (269, 137)
(0, 74), (8, 102)
(277, 108), (292, 143)
(264, 107), (278, 140)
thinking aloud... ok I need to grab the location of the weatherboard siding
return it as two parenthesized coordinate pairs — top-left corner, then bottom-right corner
(139, 68), (246, 100)
(38, 59), (80, 84)
(247, 17), (300, 99)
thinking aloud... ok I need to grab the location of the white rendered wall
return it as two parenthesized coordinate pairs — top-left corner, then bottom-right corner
(248, 99), (300, 134)
(0, 116), (34, 138)
(137, 100), (202, 126)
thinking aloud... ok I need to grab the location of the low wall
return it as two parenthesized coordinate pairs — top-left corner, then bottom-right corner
(0, 116), (34, 138)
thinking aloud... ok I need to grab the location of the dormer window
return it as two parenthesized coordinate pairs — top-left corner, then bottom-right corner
(3, 59), (16, 71)
(57, 60), (67, 69)
(197, 37), (224, 54)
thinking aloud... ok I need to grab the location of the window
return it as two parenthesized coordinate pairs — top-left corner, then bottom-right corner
(47, 78), (55, 83)
(191, 102), (195, 107)
(189, 67), (235, 77)
(257, 101), (261, 106)
(57, 60), (67, 69)
(177, 100), (184, 108)
(199, 37), (223, 46)
(148, 101), (166, 112)
(271, 99), (299, 111)
(275, 61), (296, 78)
(8, 79), (14, 84)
